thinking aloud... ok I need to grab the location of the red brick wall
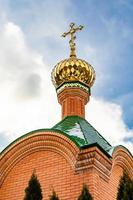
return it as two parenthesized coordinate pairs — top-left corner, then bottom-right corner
(1, 150), (130, 200)
(95, 166), (123, 200)
(0, 150), (93, 200)
(108, 165), (123, 200)
(0, 132), (132, 200)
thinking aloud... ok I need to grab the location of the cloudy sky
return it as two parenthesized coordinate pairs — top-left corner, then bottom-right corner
(0, 0), (133, 154)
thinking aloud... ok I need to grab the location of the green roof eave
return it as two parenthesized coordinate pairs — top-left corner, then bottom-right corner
(0, 116), (114, 159)
(80, 143), (112, 158)
(0, 128), (83, 156)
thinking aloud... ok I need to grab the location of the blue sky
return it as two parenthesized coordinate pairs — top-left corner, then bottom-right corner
(0, 0), (132, 153)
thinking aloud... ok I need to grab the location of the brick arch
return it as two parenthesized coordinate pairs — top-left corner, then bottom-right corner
(107, 146), (133, 200)
(111, 146), (133, 178)
(0, 131), (79, 187)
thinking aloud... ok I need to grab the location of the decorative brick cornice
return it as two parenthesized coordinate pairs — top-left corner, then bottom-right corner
(112, 146), (133, 178)
(75, 147), (112, 179)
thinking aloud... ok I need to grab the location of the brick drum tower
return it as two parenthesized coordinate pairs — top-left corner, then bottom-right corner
(0, 23), (133, 200)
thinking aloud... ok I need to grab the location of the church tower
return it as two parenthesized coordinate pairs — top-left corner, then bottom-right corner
(52, 23), (95, 119)
(0, 23), (132, 200)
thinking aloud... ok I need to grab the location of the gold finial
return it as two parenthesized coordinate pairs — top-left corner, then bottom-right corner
(62, 22), (84, 57)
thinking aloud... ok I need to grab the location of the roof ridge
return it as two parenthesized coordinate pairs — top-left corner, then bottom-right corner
(83, 118), (112, 147)
(77, 118), (88, 145)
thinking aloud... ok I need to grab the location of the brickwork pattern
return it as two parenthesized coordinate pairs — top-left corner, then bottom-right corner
(57, 87), (89, 119)
(0, 131), (133, 200)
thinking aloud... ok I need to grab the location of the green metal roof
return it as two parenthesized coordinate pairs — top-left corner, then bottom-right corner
(52, 115), (112, 154)
(1, 116), (112, 157)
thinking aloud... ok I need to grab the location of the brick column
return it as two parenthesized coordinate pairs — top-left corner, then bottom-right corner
(57, 87), (90, 119)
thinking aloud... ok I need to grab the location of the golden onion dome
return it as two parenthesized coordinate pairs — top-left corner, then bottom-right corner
(51, 23), (96, 90)
(52, 57), (95, 88)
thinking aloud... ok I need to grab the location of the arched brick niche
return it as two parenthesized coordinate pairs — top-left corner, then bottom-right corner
(1, 150), (88, 200)
(1, 131), (87, 200)
(0, 131), (79, 188)
(1, 131), (106, 200)
(108, 146), (133, 200)
(1, 151), (84, 199)
(111, 146), (133, 178)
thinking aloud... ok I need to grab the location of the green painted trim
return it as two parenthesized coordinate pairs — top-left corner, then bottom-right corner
(0, 128), (81, 156)
(56, 81), (91, 94)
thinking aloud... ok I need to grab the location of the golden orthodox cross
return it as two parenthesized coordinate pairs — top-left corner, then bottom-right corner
(62, 22), (84, 57)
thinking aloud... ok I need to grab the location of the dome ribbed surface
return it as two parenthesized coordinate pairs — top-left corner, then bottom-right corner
(52, 57), (95, 88)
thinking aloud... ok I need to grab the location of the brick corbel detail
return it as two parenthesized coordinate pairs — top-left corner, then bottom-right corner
(75, 147), (112, 180)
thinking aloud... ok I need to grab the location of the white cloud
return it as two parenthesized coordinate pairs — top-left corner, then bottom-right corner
(0, 21), (47, 97)
(0, 20), (60, 145)
(0, 22), (44, 73)
(86, 97), (133, 154)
